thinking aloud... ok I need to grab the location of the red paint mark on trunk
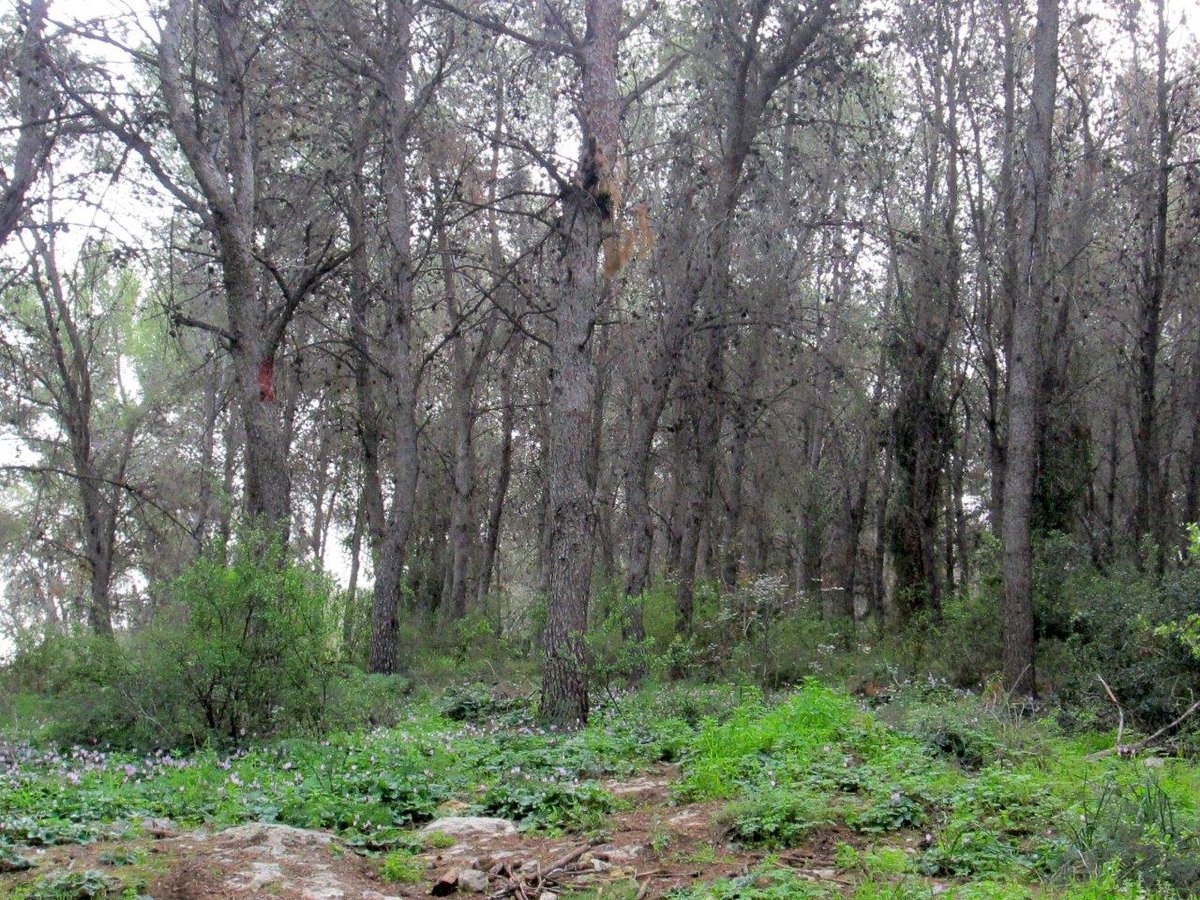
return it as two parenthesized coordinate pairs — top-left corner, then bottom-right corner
(258, 356), (276, 402)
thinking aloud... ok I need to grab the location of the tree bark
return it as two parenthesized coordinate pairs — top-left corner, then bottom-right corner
(478, 346), (517, 607)
(0, 0), (52, 246)
(369, 8), (422, 674)
(1131, 0), (1171, 569)
(541, 0), (622, 728)
(1002, 0), (1059, 697)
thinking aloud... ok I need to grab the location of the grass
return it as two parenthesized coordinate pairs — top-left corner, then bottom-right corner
(379, 849), (424, 883)
(1, 679), (1198, 898)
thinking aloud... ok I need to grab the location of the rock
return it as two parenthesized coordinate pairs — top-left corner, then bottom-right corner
(151, 822), (393, 899)
(1144, 756), (1166, 768)
(142, 817), (179, 838)
(518, 859), (541, 876)
(0, 849), (33, 873)
(431, 868), (460, 896)
(590, 858), (612, 872)
(605, 775), (668, 801)
(459, 868), (489, 892)
(217, 822), (334, 851)
(667, 809), (706, 828)
(594, 845), (642, 863)
(539, 893), (557, 900)
(421, 816), (518, 838)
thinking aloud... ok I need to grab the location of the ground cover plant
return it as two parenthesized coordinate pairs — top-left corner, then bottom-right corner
(3, 678), (1199, 898)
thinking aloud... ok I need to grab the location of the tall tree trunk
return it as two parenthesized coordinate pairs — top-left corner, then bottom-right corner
(541, 0), (622, 727)
(369, 7), (421, 674)
(157, 0), (297, 538)
(1002, 0), (1059, 697)
(721, 334), (764, 589)
(191, 355), (224, 555)
(445, 221), (483, 620)
(621, 204), (698, 632)
(1131, 0), (1171, 569)
(478, 347), (516, 607)
(347, 142), (387, 567)
(343, 492), (365, 652)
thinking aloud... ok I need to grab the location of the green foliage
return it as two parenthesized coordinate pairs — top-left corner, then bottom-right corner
(7, 674), (1200, 899)
(845, 789), (927, 833)
(36, 632), (194, 750)
(8, 526), (350, 749)
(1050, 565), (1200, 731)
(583, 583), (653, 687)
(1059, 774), (1200, 894)
(721, 787), (833, 847)
(166, 528), (340, 740)
(861, 847), (909, 875)
(421, 830), (456, 849)
(319, 671), (413, 731)
(919, 823), (1025, 878)
(438, 681), (529, 724)
(677, 680), (868, 801)
(666, 865), (831, 899)
(22, 870), (124, 900)
(0, 846), (34, 872)
(96, 850), (142, 867)
(477, 778), (616, 833)
(379, 849), (424, 883)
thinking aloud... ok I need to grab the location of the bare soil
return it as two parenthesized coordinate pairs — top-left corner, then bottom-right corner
(2, 765), (876, 898)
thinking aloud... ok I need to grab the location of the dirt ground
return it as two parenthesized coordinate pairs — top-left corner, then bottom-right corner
(2, 765), (883, 898)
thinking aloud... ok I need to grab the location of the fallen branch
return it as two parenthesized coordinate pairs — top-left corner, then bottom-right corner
(488, 842), (600, 899)
(541, 843), (594, 878)
(1085, 699), (1200, 761)
(1097, 675), (1125, 756)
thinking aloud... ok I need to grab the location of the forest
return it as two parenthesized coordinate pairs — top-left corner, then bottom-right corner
(2, 0), (1200, 896)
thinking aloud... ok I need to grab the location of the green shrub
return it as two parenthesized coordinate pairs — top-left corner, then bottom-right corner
(918, 823), (1025, 878)
(38, 630), (202, 749)
(845, 788), (927, 833)
(1059, 774), (1200, 894)
(889, 693), (1005, 769)
(14, 526), (345, 749)
(1050, 567), (1200, 732)
(23, 869), (122, 899)
(321, 670), (412, 730)
(164, 527), (341, 741)
(438, 681), (528, 724)
(721, 787), (833, 847)
(677, 680), (865, 801)
(476, 777), (615, 832)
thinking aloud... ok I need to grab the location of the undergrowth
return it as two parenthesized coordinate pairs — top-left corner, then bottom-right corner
(2, 680), (1199, 899)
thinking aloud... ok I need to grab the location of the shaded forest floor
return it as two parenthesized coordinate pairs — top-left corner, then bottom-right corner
(2, 679), (1199, 898)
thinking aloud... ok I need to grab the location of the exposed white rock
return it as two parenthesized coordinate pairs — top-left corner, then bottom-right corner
(421, 816), (519, 837)
(459, 868), (490, 892)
